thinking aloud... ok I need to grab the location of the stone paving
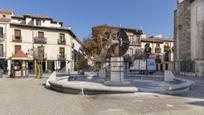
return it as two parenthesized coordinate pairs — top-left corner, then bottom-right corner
(0, 76), (203, 115)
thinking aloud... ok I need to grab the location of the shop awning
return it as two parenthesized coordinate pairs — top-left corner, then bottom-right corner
(10, 50), (33, 60)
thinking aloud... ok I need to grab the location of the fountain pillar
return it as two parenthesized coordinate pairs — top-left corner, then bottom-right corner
(110, 57), (124, 83)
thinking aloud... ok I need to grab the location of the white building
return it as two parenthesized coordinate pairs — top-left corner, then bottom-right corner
(0, 10), (81, 75)
(141, 36), (174, 71)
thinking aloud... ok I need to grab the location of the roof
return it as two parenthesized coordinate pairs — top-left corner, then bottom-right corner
(0, 10), (14, 14)
(141, 37), (174, 43)
(12, 14), (63, 24)
(93, 24), (143, 34)
(23, 14), (51, 19)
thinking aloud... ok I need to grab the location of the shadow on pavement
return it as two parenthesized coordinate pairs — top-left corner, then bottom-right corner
(175, 75), (204, 99)
(187, 101), (204, 107)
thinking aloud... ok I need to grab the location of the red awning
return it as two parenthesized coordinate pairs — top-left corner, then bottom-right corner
(14, 50), (27, 57)
(10, 50), (33, 60)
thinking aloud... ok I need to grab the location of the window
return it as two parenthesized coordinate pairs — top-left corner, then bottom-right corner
(15, 45), (21, 53)
(38, 32), (44, 38)
(155, 44), (161, 53)
(134, 35), (139, 45)
(2, 15), (6, 18)
(0, 27), (3, 38)
(129, 35), (133, 44)
(60, 33), (65, 41)
(59, 47), (65, 58)
(59, 47), (65, 53)
(0, 44), (3, 57)
(14, 29), (21, 40)
(36, 20), (41, 26)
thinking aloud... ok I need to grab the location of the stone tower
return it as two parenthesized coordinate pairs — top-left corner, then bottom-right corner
(174, 0), (204, 77)
(174, 0), (192, 73)
(191, 0), (204, 77)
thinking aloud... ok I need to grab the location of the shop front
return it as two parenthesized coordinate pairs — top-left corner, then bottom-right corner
(10, 50), (32, 78)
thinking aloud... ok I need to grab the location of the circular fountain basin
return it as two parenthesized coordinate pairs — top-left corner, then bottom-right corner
(47, 74), (194, 95)
(49, 77), (138, 95)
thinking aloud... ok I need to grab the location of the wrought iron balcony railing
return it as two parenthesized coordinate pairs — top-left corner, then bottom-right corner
(57, 54), (66, 60)
(12, 36), (22, 42)
(34, 37), (47, 44)
(155, 47), (161, 53)
(58, 38), (66, 45)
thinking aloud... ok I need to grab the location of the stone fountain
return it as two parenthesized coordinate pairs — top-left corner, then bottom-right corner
(45, 28), (194, 95)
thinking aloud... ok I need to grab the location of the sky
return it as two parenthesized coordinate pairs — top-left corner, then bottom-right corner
(0, 0), (176, 40)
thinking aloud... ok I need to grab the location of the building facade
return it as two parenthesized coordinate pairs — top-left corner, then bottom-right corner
(141, 37), (174, 71)
(0, 10), (81, 75)
(174, 0), (204, 77)
(92, 25), (174, 71)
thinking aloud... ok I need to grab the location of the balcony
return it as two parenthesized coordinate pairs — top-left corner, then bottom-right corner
(57, 54), (66, 60)
(34, 37), (47, 44)
(155, 47), (161, 53)
(58, 38), (66, 45)
(33, 52), (47, 60)
(12, 36), (22, 42)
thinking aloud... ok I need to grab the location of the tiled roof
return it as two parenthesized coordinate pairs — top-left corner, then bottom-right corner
(141, 37), (174, 43)
(0, 10), (14, 14)
(93, 24), (143, 34)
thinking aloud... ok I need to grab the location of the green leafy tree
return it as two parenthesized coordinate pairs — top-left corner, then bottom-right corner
(81, 26), (112, 57)
(164, 45), (171, 53)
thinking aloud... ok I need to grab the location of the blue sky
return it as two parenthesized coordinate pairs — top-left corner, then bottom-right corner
(1, 0), (176, 40)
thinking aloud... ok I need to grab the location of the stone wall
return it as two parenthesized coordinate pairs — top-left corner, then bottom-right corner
(175, 0), (191, 60)
(175, 0), (204, 77)
(191, 0), (204, 60)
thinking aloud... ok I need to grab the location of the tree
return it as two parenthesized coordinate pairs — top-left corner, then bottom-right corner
(164, 45), (171, 62)
(164, 45), (171, 53)
(80, 26), (112, 60)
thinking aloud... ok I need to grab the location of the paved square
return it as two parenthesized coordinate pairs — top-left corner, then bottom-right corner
(0, 76), (203, 115)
